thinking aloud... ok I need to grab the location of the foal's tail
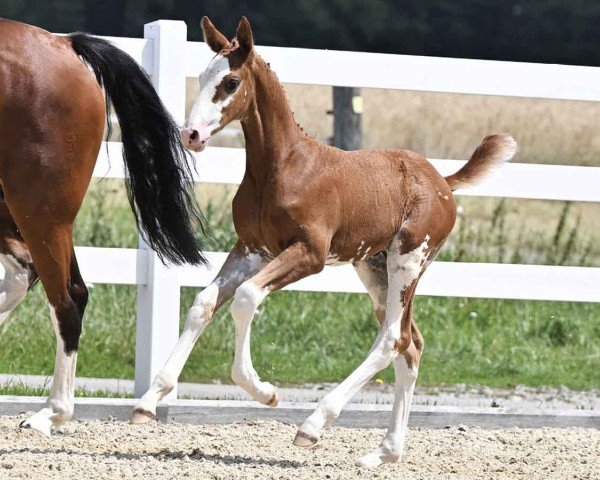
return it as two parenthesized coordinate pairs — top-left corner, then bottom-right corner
(444, 134), (517, 191)
(69, 33), (207, 266)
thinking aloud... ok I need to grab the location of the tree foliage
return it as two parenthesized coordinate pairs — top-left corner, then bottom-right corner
(1, 0), (598, 66)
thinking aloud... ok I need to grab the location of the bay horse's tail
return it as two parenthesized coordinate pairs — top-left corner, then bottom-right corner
(444, 134), (517, 191)
(69, 33), (207, 266)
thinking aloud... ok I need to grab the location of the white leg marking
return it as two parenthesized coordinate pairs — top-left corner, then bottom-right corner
(0, 254), (30, 326)
(230, 281), (278, 406)
(355, 355), (418, 468)
(295, 237), (428, 450)
(20, 307), (77, 436)
(133, 283), (219, 419)
(354, 259), (387, 321)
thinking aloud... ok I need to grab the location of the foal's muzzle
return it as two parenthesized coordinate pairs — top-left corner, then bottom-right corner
(181, 127), (209, 152)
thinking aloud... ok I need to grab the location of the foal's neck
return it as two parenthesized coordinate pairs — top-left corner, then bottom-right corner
(241, 56), (303, 185)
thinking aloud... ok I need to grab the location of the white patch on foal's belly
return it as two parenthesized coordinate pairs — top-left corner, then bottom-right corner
(326, 241), (374, 266)
(325, 254), (347, 266)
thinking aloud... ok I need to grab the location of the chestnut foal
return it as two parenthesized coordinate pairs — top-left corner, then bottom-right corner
(0, 20), (205, 436)
(133, 17), (517, 468)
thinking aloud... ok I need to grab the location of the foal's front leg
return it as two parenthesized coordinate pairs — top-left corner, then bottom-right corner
(131, 242), (267, 423)
(230, 242), (325, 406)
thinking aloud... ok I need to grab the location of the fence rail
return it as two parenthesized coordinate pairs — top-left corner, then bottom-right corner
(96, 143), (600, 202)
(67, 20), (600, 397)
(185, 42), (600, 101)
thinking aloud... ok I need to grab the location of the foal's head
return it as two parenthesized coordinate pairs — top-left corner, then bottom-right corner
(182, 17), (256, 152)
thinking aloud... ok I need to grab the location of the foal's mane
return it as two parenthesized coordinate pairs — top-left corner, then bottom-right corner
(246, 51), (309, 137)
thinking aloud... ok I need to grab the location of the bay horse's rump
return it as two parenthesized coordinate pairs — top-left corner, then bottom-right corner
(0, 19), (104, 214)
(0, 18), (206, 266)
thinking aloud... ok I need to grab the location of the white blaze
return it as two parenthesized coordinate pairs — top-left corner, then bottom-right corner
(187, 55), (232, 138)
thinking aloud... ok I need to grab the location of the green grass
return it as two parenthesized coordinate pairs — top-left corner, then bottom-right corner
(0, 181), (598, 391)
(0, 274), (597, 390)
(180, 290), (600, 389)
(0, 383), (132, 398)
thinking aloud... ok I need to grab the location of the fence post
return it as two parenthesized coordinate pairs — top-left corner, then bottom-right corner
(134, 20), (188, 399)
(331, 86), (363, 150)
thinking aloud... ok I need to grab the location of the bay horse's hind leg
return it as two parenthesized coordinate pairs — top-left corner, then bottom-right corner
(294, 230), (430, 466)
(10, 213), (88, 435)
(0, 204), (38, 326)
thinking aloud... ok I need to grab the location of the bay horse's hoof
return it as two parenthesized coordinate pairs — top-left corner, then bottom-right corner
(293, 429), (319, 448)
(130, 408), (156, 424)
(19, 417), (51, 437)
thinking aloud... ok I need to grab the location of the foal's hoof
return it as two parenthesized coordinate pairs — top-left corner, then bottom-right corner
(355, 451), (399, 469)
(293, 429), (319, 448)
(355, 446), (400, 469)
(130, 408), (156, 424)
(266, 391), (279, 408)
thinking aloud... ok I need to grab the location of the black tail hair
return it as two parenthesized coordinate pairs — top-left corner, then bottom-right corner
(69, 32), (207, 266)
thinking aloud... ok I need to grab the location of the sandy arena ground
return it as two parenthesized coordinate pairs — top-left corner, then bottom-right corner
(0, 415), (598, 480)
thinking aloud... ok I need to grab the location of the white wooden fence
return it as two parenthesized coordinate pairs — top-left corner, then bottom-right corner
(73, 21), (600, 397)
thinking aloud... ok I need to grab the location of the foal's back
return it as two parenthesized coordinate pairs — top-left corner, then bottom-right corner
(275, 138), (457, 258)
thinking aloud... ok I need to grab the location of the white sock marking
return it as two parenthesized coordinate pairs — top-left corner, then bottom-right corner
(21, 306), (77, 435)
(356, 355), (418, 468)
(230, 281), (276, 404)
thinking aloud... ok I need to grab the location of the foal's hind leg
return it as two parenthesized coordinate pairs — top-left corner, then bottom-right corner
(294, 231), (430, 456)
(356, 291), (423, 469)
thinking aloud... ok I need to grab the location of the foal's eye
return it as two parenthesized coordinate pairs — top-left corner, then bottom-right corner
(225, 78), (240, 93)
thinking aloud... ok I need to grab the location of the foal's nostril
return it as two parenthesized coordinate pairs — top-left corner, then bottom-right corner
(189, 129), (199, 142)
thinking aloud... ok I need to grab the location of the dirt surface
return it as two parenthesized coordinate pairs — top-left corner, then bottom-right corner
(0, 415), (598, 480)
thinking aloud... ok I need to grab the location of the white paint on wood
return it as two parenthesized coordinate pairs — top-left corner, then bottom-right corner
(134, 21), (189, 400)
(185, 42), (600, 102)
(175, 252), (600, 303)
(96, 143), (600, 203)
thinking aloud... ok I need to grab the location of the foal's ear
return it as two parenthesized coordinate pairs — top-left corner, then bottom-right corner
(201, 16), (229, 53)
(235, 16), (254, 56)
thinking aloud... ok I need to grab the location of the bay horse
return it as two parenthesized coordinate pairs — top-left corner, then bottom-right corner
(0, 19), (206, 435)
(132, 17), (517, 468)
